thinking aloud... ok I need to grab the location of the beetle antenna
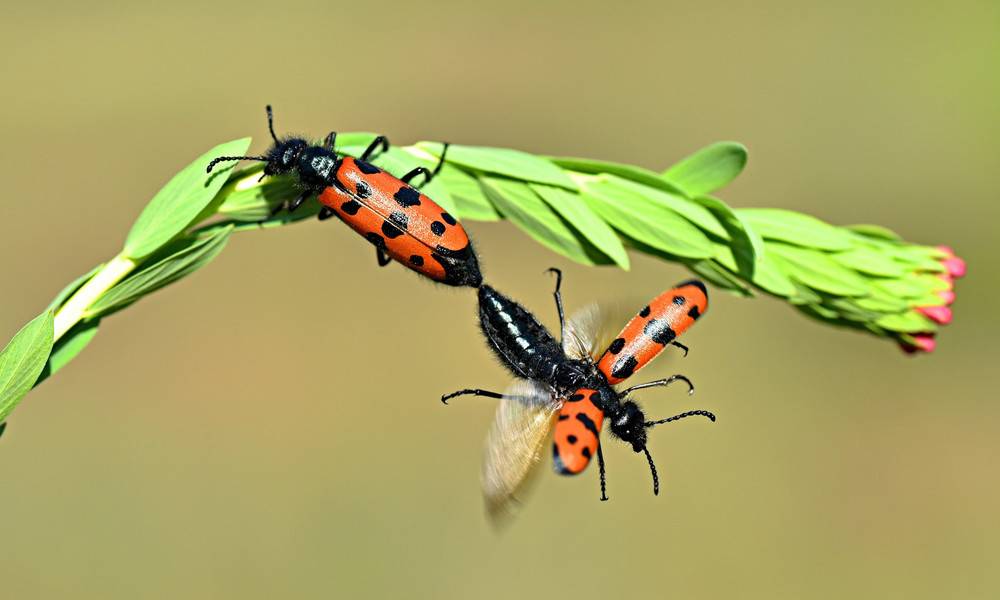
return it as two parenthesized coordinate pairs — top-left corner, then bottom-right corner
(265, 105), (279, 143)
(206, 155), (268, 174)
(644, 409), (716, 428)
(642, 446), (659, 496)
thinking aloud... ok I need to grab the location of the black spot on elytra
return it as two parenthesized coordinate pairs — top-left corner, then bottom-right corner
(644, 319), (677, 345)
(558, 414), (569, 421)
(409, 255), (424, 266)
(567, 435), (578, 445)
(607, 337), (626, 354)
(611, 355), (638, 380)
(382, 220), (404, 239)
(354, 159), (380, 174)
(581, 447), (592, 459)
(365, 232), (385, 248)
(442, 212), (457, 225)
(679, 279), (707, 295)
(393, 186), (421, 208)
(672, 295), (685, 305)
(389, 211), (409, 229)
(639, 305), (651, 317)
(340, 200), (362, 215)
(688, 305), (701, 319)
(430, 221), (446, 236)
(589, 391), (601, 403)
(576, 413), (600, 436)
(355, 181), (372, 198)
(567, 393), (584, 403)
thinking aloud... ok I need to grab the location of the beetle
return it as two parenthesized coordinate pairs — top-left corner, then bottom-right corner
(207, 106), (482, 287)
(442, 270), (714, 517)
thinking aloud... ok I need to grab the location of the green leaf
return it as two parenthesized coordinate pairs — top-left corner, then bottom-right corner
(599, 176), (728, 238)
(34, 319), (101, 387)
(767, 243), (869, 296)
(855, 293), (909, 312)
(530, 184), (629, 269)
(0, 311), (55, 423)
(832, 247), (906, 277)
(713, 244), (795, 297)
(738, 208), (854, 251)
(684, 259), (754, 297)
(551, 157), (686, 195)
(418, 142), (577, 190)
(694, 195), (765, 260)
(480, 177), (609, 265)
(434, 167), (500, 221)
(876, 311), (935, 333)
(88, 226), (233, 317)
(662, 141), (748, 196)
(123, 138), (251, 259)
(580, 176), (715, 259)
(216, 166), (301, 222)
(847, 224), (903, 241)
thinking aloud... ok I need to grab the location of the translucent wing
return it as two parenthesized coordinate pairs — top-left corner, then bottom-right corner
(482, 378), (562, 522)
(562, 304), (602, 360)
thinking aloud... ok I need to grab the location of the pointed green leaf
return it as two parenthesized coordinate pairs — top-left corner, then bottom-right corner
(738, 208), (853, 251)
(695, 195), (764, 259)
(481, 177), (609, 265)
(531, 184), (629, 269)
(855, 293), (909, 312)
(662, 141), (748, 196)
(417, 142), (576, 190)
(0, 311), (55, 422)
(580, 176), (714, 259)
(847, 224), (902, 241)
(88, 227), (233, 317)
(876, 311), (936, 333)
(34, 319), (101, 387)
(768, 244), (869, 296)
(123, 138), (250, 259)
(551, 157), (686, 195)
(684, 259), (754, 296)
(873, 278), (927, 299)
(599, 176), (727, 238)
(713, 244), (795, 297)
(216, 166), (301, 222)
(832, 247), (906, 277)
(436, 168), (501, 221)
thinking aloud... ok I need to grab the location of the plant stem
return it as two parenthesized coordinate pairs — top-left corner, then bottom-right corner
(52, 254), (136, 341)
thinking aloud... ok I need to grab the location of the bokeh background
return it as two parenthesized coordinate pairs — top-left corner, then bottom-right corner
(1, 1), (997, 598)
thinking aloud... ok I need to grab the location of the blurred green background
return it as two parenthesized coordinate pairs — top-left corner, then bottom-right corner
(1, 1), (997, 598)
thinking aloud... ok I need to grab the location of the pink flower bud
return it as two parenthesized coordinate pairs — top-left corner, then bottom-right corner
(942, 256), (967, 279)
(917, 305), (953, 325)
(937, 289), (956, 305)
(936, 245), (955, 257)
(900, 333), (937, 354)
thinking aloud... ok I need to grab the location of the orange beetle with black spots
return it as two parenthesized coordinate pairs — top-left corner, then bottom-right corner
(207, 106), (481, 287)
(442, 270), (715, 518)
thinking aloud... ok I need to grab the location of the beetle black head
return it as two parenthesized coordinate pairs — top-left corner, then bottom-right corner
(609, 400), (648, 452)
(205, 105), (308, 176)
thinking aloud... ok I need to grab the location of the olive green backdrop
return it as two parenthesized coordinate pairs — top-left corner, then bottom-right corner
(1, 1), (997, 598)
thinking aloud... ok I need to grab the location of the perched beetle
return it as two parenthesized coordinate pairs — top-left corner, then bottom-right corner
(207, 106), (482, 287)
(443, 270), (714, 517)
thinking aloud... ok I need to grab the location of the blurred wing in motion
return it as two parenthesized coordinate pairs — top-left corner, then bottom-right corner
(482, 379), (563, 521)
(562, 304), (602, 360)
